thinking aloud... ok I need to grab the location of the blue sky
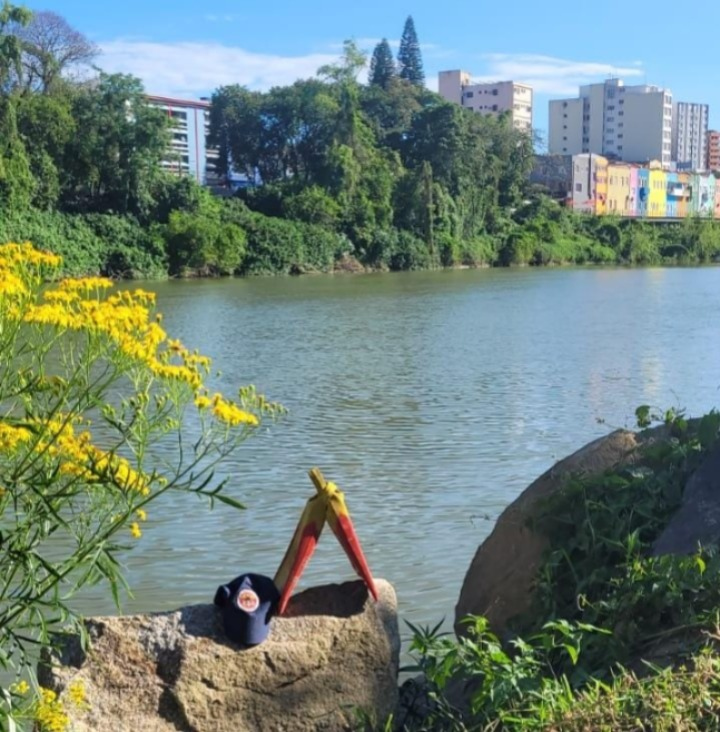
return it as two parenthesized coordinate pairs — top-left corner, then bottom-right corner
(26, 0), (720, 141)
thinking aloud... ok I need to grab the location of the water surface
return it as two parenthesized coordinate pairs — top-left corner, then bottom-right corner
(71, 267), (720, 632)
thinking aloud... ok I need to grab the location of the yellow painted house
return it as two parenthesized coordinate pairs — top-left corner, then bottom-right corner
(594, 156), (608, 215)
(647, 162), (666, 217)
(607, 163), (633, 216)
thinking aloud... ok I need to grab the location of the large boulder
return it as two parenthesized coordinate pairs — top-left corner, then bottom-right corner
(653, 442), (720, 556)
(39, 579), (399, 732)
(454, 428), (658, 637)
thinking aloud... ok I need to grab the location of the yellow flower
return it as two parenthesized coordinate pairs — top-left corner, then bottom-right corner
(167, 339), (184, 353)
(11, 680), (29, 695)
(194, 395), (211, 410)
(35, 687), (69, 732)
(58, 276), (114, 293)
(130, 522), (142, 539)
(67, 679), (89, 710)
(212, 398), (259, 427)
(136, 508), (147, 521)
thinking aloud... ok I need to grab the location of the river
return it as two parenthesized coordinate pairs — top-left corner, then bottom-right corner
(70, 266), (720, 637)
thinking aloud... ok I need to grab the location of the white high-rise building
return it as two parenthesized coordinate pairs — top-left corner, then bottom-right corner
(672, 102), (708, 171)
(146, 95), (220, 186)
(548, 79), (673, 169)
(438, 70), (533, 132)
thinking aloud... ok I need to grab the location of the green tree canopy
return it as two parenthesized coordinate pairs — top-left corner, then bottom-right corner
(369, 38), (396, 89)
(0, 0), (32, 88)
(397, 15), (424, 87)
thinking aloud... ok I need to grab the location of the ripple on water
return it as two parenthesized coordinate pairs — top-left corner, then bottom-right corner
(63, 267), (720, 642)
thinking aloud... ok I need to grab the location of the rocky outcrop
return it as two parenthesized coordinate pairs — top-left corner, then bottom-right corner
(653, 442), (720, 556)
(39, 579), (399, 732)
(454, 428), (660, 637)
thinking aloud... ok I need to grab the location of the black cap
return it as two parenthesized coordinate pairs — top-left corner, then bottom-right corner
(214, 573), (280, 646)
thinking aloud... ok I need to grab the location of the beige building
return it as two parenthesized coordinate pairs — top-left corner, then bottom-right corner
(438, 70), (533, 132)
(707, 130), (720, 171)
(549, 78), (673, 169)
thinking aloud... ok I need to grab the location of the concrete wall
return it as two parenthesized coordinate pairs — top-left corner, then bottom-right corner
(672, 102), (708, 171)
(438, 72), (532, 131)
(548, 98), (584, 155)
(622, 89), (671, 168)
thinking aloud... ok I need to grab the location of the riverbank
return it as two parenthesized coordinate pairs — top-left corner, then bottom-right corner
(3, 199), (720, 280)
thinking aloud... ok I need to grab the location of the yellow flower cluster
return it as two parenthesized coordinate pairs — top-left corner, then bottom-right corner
(0, 423), (32, 451)
(0, 242), (261, 434)
(0, 242), (60, 304)
(34, 688), (69, 732)
(196, 393), (259, 427)
(212, 396), (259, 427)
(14, 415), (154, 495)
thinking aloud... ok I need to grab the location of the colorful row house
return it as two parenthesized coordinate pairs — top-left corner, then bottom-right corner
(567, 154), (720, 219)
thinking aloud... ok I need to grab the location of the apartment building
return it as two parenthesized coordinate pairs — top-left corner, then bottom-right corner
(549, 78), (673, 169)
(708, 130), (720, 171)
(438, 70), (533, 131)
(146, 95), (220, 187)
(672, 102), (708, 171)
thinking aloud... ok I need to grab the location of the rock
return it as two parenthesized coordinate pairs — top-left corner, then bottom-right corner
(39, 579), (399, 732)
(652, 442), (720, 556)
(454, 428), (656, 637)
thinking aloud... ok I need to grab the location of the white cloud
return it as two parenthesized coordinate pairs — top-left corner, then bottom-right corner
(98, 39), (341, 98)
(472, 53), (645, 95)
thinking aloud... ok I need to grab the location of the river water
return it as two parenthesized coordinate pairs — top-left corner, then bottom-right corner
(70, 266), (720, 635)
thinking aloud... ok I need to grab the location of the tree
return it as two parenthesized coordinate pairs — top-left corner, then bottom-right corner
(318, 39), (366, 85)
(0, 96), (34, 210)
(0, 0), (32, 88)
(61, 73), (169, 215)
(14, 10), (98, 93)
(397, 15), (424, 87)
(15, 92), (75, 208)
(369, 38), (395, 89)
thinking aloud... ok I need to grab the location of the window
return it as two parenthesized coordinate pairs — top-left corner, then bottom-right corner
(465, 91), (474, 98)
(492, 89), (498, 96)
(575, 183), (582, 192)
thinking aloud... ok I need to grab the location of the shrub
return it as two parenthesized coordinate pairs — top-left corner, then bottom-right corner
(0, 243), (282, 728)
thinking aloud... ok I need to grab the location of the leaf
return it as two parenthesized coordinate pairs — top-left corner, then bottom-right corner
(212, 493), (246, 510)
(564, 643), (579, 665)
(698, 411), (720, 450)
(635, 405), (652, 428)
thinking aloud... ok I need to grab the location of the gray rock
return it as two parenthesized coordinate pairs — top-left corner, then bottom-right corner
(39, 579), (399, 732)
(455, 428), (658, 637)
(653, 442), (720, 556)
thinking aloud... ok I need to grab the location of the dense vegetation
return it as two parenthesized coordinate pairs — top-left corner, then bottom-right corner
(387, 409), (720, 730)
(2, 4), (720, 280)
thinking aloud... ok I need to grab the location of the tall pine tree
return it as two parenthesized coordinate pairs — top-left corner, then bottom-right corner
(397, 16), (424, 87)
(369, 38), (396, 89)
